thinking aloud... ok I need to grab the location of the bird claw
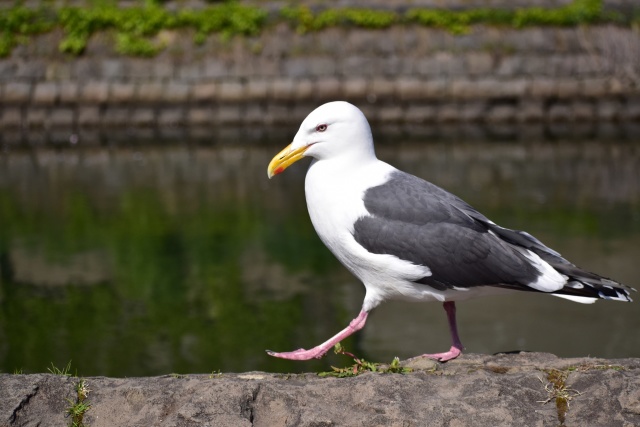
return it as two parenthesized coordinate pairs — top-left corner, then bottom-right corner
(266, 347), (328, 361)
(412, 346), (462, 362)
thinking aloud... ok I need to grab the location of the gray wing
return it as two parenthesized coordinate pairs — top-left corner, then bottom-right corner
(353, 170), (634, 301)
(352, 171), (543, 291)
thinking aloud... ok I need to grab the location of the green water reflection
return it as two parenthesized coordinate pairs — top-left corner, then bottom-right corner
(0, 138), (639, 376)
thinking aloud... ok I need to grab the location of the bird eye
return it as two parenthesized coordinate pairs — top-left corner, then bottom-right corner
(316, 124), (328, 132)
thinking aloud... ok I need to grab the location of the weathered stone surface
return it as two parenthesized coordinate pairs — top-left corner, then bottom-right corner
(1, 353), (638, 427)
(32, 82), (57, 105)
(1, 25), (639, 125)
(2, 82), (32, 104)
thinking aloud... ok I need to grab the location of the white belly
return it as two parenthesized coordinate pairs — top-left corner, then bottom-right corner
(304, 159), (448, 310)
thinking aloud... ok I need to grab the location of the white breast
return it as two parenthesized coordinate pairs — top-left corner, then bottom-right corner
(304, 158), (442, 310)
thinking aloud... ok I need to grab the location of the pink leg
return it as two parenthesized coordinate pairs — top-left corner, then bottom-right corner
(417, 301), (464, 362)
(267, 310), (369, 361)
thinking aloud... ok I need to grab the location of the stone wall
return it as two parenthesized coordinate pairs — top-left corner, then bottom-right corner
(1, 21), (639, 136)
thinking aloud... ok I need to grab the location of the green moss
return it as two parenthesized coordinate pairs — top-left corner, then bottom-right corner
(0, 0), (629, 57)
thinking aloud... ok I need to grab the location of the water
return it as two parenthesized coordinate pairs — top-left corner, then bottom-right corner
(1, 133), (639, 376)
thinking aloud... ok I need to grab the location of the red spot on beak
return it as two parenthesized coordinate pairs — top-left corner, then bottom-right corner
(274, 166), (284, 175)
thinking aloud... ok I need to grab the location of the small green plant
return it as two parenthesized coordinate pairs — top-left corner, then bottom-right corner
(66, 379), (91, 427)
(318, 343), (412, 378)
(13, 367), (24, 374)
(0, 0), (629, 57)
(209, 369), (222, 379)
(48, 361), (74, 376)
(538, 369), (583, 425)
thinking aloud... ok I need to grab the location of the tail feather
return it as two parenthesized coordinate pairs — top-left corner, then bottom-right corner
(548, 262), (634, 302)
(481, 219), (635, 303)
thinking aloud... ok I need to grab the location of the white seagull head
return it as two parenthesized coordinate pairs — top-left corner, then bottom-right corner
(268, 101), (376, 178)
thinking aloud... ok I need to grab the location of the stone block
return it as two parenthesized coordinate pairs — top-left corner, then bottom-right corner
(150, 60), (173, 79)
(369, 78), (395, 99)
(192, 83), (217, 102)
(580, 78), (609, 98)
(404, 105), (437, 123)
(450, 80), (476, 100)
(397, 78), (423, 101)
(496, 79), (528, 98)
(217, 105), (242, 125)
(622, 98), (640, 121)
(421, 79), (447, 99)
(556, 79), (580, 98)
(32, 83), (58, 105)
(597, 100), (622, 121)
(217, 81), (244, 102)
(342, 78), (368, 99)
(203, 59), (229, 79)
(314, 78), (342, 100)
(178, 63), (201, 81)
(163, 82), (190, 103)
(0, 108), (22, 127)
(186, 107), (214, 125)
(77, 106), (101, 126)
(342, 56), (375, 77)
(80, 82), (109, 103)
(521, 56), (548, 77)
(158, 108), (184, 125)
(72, 59), (101, 80)
(49, 108), (75, 127)
(265, 104), (291, 125)
(244, 104), (266, 124)
(46, 62), (72, 80)
(131, 108), (155, 126)
(517, 101), (544, 122)
(59, 83), (79, 103)
(572, 101), (595, 121)
(109, 82), (136, 103)
(270, 79), (294, 101)
(3, 82), (32, 103)
(530, 78), (557, 98)
(426, 52), (465, 76)
(466, 52), (494, 76)
(305, 57), (337, 77)
(0, 60), (17, 80)
(461, 102), (486, 122)
(283, 58), (309, 78)
(294, 80), (314, 101)
(548, 103), (572, 122)
(128, 59), (153, 80)
(25, 108), (47, 127)
(487, 104), (516, 123)
(102, 59), (127, 80)
(381, 56), (402, 76)
(103, 107), (131, 126)
(496, 56), (523, 77)
(437, 103), (460, 123)
(376, 105), (404, 123)
(16, 59), (46, 79)
(137, 83), (164, 103)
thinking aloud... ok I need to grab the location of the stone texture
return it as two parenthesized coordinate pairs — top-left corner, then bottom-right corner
(1, 25), (639, 125)
(32, 82), (58, 105)
(80, 82), (109, 104)
(0, 108), (23, 127)
(2, 353), (638, 427)
(109, 82), (136, 103)
(3, 82), (32, 104)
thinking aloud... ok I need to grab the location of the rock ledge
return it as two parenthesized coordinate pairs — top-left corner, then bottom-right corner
(2, 353), (639, 427)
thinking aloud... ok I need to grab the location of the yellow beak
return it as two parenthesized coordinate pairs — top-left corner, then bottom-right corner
(267, 143), (309, 179)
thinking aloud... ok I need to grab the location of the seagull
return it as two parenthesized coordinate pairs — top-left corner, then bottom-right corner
(266, 101), (634, 362)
